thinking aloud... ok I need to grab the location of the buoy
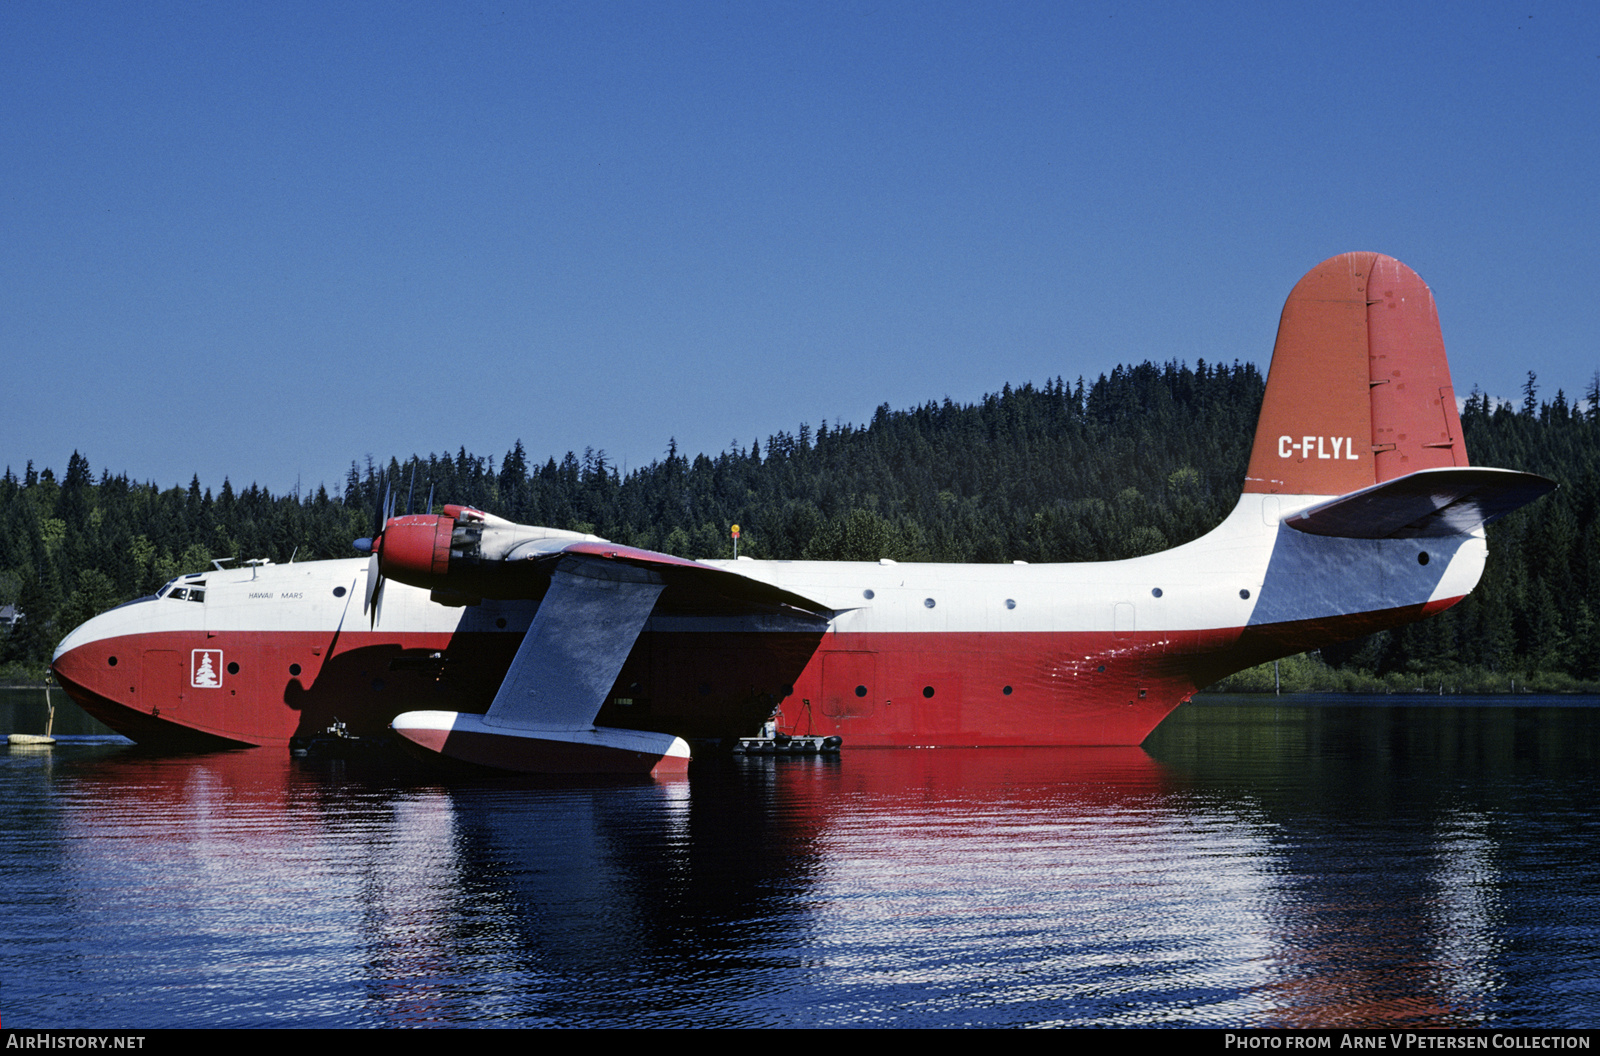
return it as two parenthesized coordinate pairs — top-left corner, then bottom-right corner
(8, 688), (56, 746)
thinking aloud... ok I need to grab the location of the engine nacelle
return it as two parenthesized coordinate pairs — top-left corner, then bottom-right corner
(375, 514), (454, 581)
(374, 506), (605, 599)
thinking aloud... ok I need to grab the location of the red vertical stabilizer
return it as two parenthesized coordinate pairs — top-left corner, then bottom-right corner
(1244, 252), (1469, 496)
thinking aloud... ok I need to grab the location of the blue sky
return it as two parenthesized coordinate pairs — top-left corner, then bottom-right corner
(4, 1), (1597, 497)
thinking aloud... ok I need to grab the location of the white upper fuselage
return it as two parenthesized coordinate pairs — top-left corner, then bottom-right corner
(702, 493), (1486, 636)
(55, 492), (1487, 652)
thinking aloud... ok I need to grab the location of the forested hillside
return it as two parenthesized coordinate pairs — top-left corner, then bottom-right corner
(4, 362), (1594, 690)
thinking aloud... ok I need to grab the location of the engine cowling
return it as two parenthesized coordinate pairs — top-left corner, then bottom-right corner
(374, 514), (454, 581)
(370, 506), (606, 599)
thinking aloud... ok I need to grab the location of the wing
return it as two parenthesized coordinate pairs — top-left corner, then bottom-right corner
(376, 508), (832, 775)
(363, 504), (829, 609)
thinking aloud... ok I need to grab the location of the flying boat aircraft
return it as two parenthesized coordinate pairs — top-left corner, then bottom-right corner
(51, 253), (1554, 775)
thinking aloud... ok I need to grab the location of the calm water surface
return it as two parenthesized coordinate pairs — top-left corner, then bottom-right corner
(3, 692), (1598, 1028)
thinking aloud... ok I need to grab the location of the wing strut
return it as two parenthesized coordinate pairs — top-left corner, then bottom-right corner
(484, 557), (664, 731)
(390, 554), (691, 775)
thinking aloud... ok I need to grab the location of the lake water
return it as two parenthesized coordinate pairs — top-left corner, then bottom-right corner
(3, 692), (1598, 1028)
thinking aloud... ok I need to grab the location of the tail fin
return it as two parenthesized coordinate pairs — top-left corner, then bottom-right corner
(1244, 252), (1468, 496)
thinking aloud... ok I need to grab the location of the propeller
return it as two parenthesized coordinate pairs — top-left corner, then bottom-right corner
(353, 476), (463, 626)
(352, 476), (389, 553)
(353, 480), (392, 627)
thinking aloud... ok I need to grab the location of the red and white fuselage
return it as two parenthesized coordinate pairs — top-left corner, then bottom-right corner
(49, 488), (1489, 751)
(49, 254), (1552, 764)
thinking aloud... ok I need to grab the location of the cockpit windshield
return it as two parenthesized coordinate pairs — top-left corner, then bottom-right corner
(157, 575), (207, 602)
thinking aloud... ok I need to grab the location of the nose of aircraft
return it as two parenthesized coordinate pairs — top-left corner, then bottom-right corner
(52, 605), (106, 666)
(50, 595), (168, 702)
(50, 607), (111, 712)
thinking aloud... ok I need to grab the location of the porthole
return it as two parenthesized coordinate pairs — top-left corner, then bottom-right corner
(1097, 665), (1106, 673)
(108, 656), (118, 667)
(332, 586), (347, 598)
(854, 685), (867, 698)
(1239, 589), (1251, 600)
(1151, 587), (1163, 598)
(495, 617), (507, 629)
(1002, 685), (1013, 695)
(924, 597), (936, 609)
(1418, 551), (1430, 566)
(289, 663), (302, 677)
(781, 683), (795, 696)
(922, 686), (934, 698)
(863, 589), (875, 600)
(227, 661), (240, 675)
(1005, 598), (1016, 610)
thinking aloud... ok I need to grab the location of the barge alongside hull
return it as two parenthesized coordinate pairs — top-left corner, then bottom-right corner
(51, 254), (1554, 770)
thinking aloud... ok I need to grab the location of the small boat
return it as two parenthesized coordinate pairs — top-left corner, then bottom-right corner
(734, 722), (842, 756)
(289, 719), (396, 759)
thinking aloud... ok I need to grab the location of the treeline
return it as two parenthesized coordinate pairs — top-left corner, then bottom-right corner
(3, 362), (1595, 689)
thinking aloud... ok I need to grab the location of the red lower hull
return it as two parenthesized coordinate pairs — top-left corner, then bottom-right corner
(51, 597), (1458, 751)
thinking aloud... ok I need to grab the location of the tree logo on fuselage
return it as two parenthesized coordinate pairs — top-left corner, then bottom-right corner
(192, 650), (223, 688)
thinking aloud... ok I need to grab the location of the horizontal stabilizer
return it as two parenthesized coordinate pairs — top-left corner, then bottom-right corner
(1283, 467), (1556, 539)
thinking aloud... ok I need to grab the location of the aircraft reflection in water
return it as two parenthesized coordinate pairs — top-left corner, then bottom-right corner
(19, 740), (1540, 1027)
(51, 253), (1554, 774)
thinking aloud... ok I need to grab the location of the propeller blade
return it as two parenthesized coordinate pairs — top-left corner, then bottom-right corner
(362, 553), (380, 613)
(364, 552), (386, 628)
(352, 476), (391, 561)
(372, 478), (388, 542)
